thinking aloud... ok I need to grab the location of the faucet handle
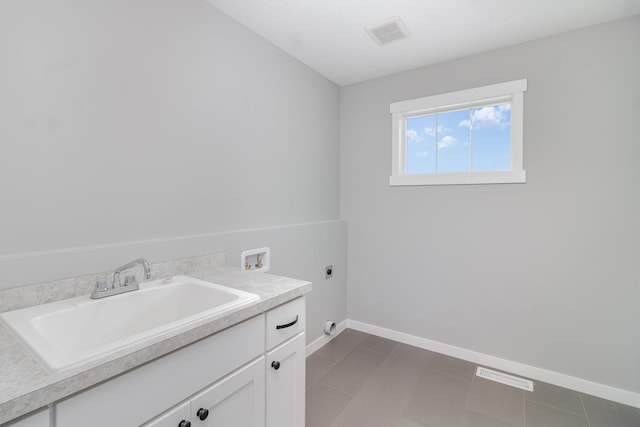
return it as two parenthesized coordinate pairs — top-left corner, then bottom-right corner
(95, 280), (109, 291)
(124, 275), (137, 287)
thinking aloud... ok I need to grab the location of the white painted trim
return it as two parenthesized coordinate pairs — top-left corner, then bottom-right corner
(390, 79), (527, 113)
(0, 219), (344, 260)
(510, 91), (525, 171)
(391, 112), (403, 177)
(346, 319), (640, 409)
(305, 320), (347, 357)
(389, 170), (526, 186)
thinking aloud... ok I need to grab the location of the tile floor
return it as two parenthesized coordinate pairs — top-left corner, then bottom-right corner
(306, 329), (640, 427)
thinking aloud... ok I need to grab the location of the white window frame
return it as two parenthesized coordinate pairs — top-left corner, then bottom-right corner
(390, 79), (527, 186)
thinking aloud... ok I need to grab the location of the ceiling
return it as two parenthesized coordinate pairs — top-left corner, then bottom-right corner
(205, 0), (640, 86)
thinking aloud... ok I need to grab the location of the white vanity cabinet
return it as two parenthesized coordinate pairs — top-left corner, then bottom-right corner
(55, 315), (265, 427)
(54, 296), (306, 427)
(3, 409), (49, 427)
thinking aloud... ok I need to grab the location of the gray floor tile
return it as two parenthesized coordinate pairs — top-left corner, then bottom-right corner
(356, 334), (399, 356)
(319, 346), (387, 395)
(306, 382), (353, 427)
(525, 400), (589, 427)
(315, 329), (368, 362)
(390, 417), (428, 427)
(307, 333), (639, 427)
(462, 409), (518, 427)
(526, 380), (584, 416)
(581, 393), (640, 427)
(331, 344), (433, 427)
(430, 354), (477, 382)
(466, 377), (524, 426)
(403, 368), (471, 427)
(307, 353), (337, 389)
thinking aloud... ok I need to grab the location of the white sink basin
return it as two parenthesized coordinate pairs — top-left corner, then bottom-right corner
(0, 275), (259, 372)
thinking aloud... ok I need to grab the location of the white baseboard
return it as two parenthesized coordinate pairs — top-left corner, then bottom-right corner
(346, 319), (640, 409)
(305, 320), (347, 357)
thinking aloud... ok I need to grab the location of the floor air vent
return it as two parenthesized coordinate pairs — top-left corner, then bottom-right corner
(476, 367), (534, 392)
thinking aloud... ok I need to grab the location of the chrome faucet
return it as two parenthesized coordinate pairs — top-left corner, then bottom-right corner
(113, 258), (151, 286)
(91, 258), (151, 299)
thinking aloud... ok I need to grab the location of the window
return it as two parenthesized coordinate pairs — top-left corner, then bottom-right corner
(390, 79), (527, 186)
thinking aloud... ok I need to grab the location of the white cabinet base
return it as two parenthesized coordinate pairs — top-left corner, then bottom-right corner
(56, 316), (264, 427)
(54, 297), (306, 427)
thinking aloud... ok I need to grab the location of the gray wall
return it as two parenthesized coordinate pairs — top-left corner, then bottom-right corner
(0, 0), (339, 253)
(340, 16), (640, 393)
(0, 0), (345, 344)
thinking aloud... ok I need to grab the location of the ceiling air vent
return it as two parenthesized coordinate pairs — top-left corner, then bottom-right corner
(366, 17), (410, 46)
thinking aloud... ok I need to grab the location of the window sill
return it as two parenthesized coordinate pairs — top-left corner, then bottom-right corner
(389, 170), (526, 186)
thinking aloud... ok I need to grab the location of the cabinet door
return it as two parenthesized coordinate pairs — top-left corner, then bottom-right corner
(266, 333), (305, 427)
(142, 401), (190, 427)
(190, 357), (265, 427)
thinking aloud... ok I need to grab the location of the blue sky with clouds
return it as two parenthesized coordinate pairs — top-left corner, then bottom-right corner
(406, 103), (511, 174)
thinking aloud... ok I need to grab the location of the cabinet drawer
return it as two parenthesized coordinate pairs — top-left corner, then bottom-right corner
(265, 297), (305, 350)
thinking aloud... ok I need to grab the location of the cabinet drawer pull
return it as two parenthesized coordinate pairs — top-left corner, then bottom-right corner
(275, 315), (298, 330)
(271, 360), (281, 370)
(178, 421), (191, 427)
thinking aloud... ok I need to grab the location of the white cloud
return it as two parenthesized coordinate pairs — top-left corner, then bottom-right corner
(415, 151), (429, 158)
(458, 103), (511, 129)
(424, 125), (449, 137)
(473, 106), (502, 126)
(407, 129), (423, 143)
(437, 136), (457, 149)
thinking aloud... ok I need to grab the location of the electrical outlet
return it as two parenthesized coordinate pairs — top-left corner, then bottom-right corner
(325, 265), (333, 279)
